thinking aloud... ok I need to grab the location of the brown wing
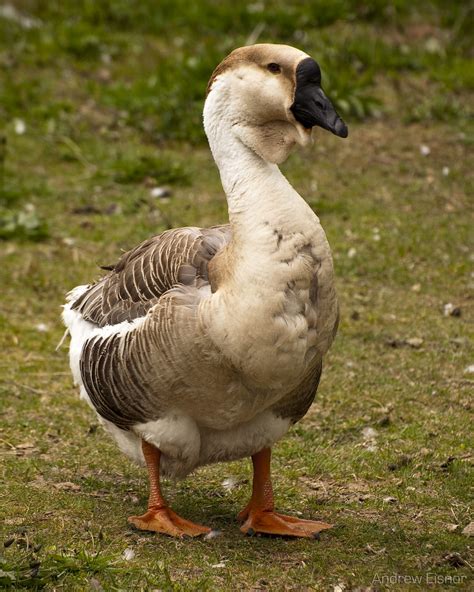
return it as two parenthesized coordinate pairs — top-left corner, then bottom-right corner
(71, 225), (231, 327)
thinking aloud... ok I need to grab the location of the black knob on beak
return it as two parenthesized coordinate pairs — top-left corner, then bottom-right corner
(290, 57), (348, 138)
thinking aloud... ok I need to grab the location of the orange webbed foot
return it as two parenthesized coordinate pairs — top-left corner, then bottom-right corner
(128, 507), (211, 538)
(239, 509), (332, 539)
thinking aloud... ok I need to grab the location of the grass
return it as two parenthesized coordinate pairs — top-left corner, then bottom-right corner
(0, 1), (473, 590)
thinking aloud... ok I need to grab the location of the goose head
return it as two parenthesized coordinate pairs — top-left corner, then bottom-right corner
(204, 43), (348, 164)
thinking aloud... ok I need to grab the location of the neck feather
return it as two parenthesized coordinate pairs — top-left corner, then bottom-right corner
(204, 88), (313, 243)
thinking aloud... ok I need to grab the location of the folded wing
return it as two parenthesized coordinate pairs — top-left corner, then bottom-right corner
(71, 225), (231, 327)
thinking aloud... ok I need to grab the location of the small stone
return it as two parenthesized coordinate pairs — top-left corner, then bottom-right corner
(347, 247), (357, 258)
(406, 337), (423, 348)
(411, 283), (421, 292)
(442, 166), (450, 176)
(383, 496), (397, 504)
(35, 323), (49, 332)
(420, 144), (431, 156)
(462, 521), (474, 536)
(464, 365), (474, 374)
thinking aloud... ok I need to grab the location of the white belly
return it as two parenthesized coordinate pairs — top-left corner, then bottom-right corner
(101, 410), (291, 479)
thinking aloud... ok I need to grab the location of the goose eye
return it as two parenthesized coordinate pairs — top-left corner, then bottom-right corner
(267, 63), (281, 74)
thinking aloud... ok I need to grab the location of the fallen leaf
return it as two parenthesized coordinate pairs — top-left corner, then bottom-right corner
(53, 482), (81, 492)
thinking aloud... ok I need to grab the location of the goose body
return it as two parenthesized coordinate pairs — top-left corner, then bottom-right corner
(63, 44), (347, 537)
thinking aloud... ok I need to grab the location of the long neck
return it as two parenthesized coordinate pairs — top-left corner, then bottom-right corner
(204, 92), (315, 248)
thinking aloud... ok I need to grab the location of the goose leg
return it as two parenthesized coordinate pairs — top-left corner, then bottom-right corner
(238, 448), (332, 538)
(128, 440), (211, 537)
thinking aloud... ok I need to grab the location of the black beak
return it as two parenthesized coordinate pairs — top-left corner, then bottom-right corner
(290, 57), (348, 139)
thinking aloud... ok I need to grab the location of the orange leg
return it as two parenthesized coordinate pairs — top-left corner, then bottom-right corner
(238, 448), (333, 538)
(128, 440), (211, 537)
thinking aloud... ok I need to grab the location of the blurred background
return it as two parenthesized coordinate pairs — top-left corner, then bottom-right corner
(1, 2), (472, 590)
(0, 1), (472, 239)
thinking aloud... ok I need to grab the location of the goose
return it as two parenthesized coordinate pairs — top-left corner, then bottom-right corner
(62, 43), (348, 539)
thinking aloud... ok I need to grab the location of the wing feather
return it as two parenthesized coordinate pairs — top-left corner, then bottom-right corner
(71, 225), (231, 327)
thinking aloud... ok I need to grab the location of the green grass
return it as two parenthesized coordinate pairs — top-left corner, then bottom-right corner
(1, 1), (473, 590)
